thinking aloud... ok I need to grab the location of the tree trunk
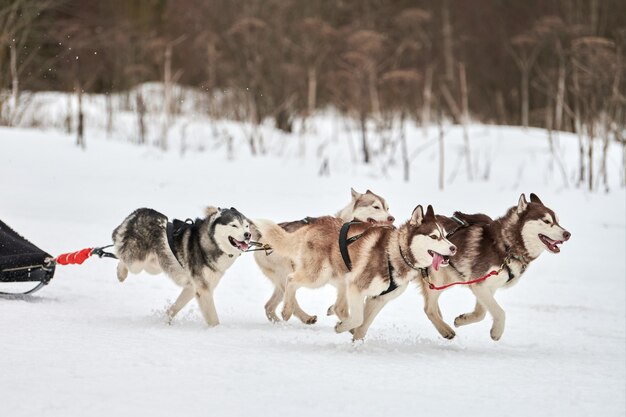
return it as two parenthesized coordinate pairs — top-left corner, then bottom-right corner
(136, 90), (146, 145)
(587, 120), (594, 191)
(442, 0), (454, 83)
(600, 112), (609, 192)
(10, 37), (18, 125)
(521, 67), (529, 128)
(161, 44), (173, 151)
(554, 57), (566, 132)
(546, 96), (554, 154)
(307, 66), (317, 117)
(368, 69), (380, 118)
(459, 62), (472, 180)
(206, 40), (217, 117)
(623, 138), (626, 188)
(400, 111), (409, 182)
(64, 95), (72, 134)
(495, 90), (507, 125)
(360, 111), (370, 164)
(438, 113), (445, 190)
(421, 65), (433, 138)
(106, 93), (113, 138)
(75, 78), (85, 150)
(573, 66), (585, 186)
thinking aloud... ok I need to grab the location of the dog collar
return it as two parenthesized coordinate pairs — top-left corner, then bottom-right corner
(398, 245), (428, 278)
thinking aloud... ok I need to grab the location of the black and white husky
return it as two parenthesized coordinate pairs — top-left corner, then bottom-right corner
(419, 193), (571, 341)
(112, 206), (252, 326)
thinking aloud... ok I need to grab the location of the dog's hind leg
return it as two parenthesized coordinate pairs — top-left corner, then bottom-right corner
(116, 261), (129, 282)
(422, 286), (456, 339)
(352, 283), (408, 340)
(196, 287), (220, 327)
(293, 300), (317, 325)
(263, 273), (316, 324)
(264, 284), (284, 323)
(166, 286), (195, 324)
(454, 300), (487, 328)
(335, 284), (365, 334)
(470, 285), (505, 341)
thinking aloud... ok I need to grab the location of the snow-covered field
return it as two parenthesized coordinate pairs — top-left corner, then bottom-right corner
(1, 117), (624, 417)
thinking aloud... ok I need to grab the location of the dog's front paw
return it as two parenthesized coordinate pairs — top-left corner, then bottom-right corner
(304, 315), (317, 325)
(265, 309), (280, 323)
(438, 327), (456, 340)
(454, 314), (468, 327)
(352, 329), (366, 341)
(326, 305), (335, 316)
(335, 321), (354, 334)
(490, 324), (504, 341)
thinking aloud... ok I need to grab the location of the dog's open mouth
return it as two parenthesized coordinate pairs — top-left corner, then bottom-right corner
(539, 234), (563, 253)
(229, 236), (249, 251)
(428, 250), (450, 271)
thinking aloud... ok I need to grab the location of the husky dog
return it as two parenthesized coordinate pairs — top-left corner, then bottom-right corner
(419, 193), (571, 341)
(255, 205), (456, 338)
(112, 206), (252, 326)
(256, 188), (394, 324)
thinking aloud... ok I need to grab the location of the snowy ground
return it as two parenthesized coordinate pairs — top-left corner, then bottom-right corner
(1, 119), (625, 417)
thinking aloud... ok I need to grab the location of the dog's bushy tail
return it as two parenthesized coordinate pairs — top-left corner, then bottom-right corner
(253, 219), (299, 256)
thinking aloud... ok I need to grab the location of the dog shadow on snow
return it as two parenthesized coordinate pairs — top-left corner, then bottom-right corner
(114, 306), (547, 358)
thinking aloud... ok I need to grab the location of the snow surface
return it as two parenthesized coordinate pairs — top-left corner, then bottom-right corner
(1, 118), (625, 417)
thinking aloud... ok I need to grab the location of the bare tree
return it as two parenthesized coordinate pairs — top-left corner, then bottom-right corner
(380, 70), (421, 181)
(508, 32), (541, 128)
(160, 35), (186, 151)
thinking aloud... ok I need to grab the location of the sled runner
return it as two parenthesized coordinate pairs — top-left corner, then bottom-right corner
(0, 219), (56, 295)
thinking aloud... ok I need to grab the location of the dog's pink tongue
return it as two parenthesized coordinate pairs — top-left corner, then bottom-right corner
(431, 252), (443, 271)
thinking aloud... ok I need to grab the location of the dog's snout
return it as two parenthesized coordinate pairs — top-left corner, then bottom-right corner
(244, 232), (251, 240)
(562, 230), (571, 241)
(387, 216), (395, 223)
(449, 245), (457, 255)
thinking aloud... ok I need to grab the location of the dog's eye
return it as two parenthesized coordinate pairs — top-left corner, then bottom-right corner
(543, 219), (551, 224)
(231, 224), (238, 228)
(430, 234), (438, 240)
(373, 206), (380, 210)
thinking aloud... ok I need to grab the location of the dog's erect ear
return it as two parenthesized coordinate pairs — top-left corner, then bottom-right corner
(529, 193), (543, 205)
(249, 221), (262, 241)
(517, 194), (528, 214)
(365, 189), (373, 195)
(351, 187), (361, 200)
(205, 206), (219, 218)
(410, 205), (425, 226)
(425, 204), (435, 220)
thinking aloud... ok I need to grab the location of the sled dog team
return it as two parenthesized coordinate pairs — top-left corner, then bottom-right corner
(113, 188), (570, 341)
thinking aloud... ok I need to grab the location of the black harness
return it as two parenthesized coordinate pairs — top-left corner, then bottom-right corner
(338, 221), (399, 297)
(338, 221), (366, 271)
(166, 218), (194, 268)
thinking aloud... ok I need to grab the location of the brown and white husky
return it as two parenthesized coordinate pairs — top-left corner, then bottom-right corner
(419, 193), (571, 341)
(255, 188), (394, 324)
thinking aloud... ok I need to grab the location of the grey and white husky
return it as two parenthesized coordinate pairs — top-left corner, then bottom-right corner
(112, 206), (252, 326)
(255, 188), (394, 324)
(419, 193), (571, 341)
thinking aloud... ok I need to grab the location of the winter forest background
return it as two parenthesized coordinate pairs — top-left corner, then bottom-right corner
(1, 0), (625, 191)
